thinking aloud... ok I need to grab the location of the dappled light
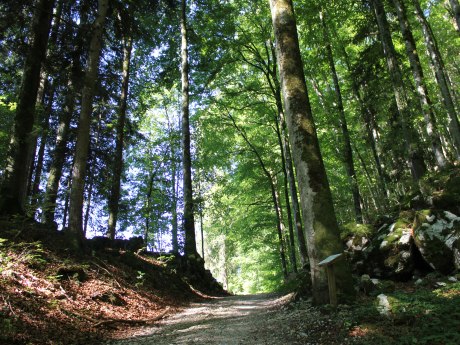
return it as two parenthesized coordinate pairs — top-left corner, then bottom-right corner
(1, 0), (460, 343)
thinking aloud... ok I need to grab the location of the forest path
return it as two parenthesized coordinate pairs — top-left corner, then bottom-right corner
(106, 293), (316, 345)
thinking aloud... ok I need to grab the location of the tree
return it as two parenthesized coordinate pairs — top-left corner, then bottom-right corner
(412, 0), (460, 159)
(0, 0), (55, 215)
(391, 0), (447, 169)
(371, 0), (426, 181)
(108, 5), (133, 240)
(269, 0), (354, 304)
(180, 0), (198, 258)
(320, 8), (363, 222)
(68, 0), (109, 243)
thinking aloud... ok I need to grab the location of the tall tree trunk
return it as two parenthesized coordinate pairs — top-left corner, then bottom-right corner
(144, 170), (154, 243)
(269, 0), (354, 304)
(69, 0), (109, 244)
(412, 0), (460, 158)
(266, 40), (309, 268)
(83, 112), (102, 237)
(108, 20), (133, 240)
(320, 9), (363, 222)
(31, 85), (56, 212)
(29, 0), (64, 205)
(43, 0), (88, 225)
(171, 164), (180, 253)
(392, 0), (447, 169)
(180, 0), (197, 258)
(273, 180), (289, 278)
(371, 0), (426, 181)
(62, 173), (71, 229)
(274, 113), (298, 273)
(449, 0), (460, 33)
(165, 105), (179, 254)
(0, 0), (55, 215)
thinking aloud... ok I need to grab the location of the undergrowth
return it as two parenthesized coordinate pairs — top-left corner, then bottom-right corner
(342, 282), (460, 345)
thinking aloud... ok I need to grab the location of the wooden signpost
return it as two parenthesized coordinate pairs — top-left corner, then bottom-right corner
(318, 253), (343, 307)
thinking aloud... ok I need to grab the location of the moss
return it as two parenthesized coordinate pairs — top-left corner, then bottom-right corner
(398, 210), (415, 223)
(340, 222), (373, 240)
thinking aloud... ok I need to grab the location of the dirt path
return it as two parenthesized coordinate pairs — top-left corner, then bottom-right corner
(106, 294), (350, 345)
(106, 294), (289, 345)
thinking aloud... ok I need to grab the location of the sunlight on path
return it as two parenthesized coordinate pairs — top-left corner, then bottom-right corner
(106, 294), (286, 345)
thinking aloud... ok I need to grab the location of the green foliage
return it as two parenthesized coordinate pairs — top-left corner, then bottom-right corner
(135, 270), (146, 287)
(342, 283), (460, 344)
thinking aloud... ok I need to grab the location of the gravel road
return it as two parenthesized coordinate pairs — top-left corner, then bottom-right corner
(106, 294), (295, 345)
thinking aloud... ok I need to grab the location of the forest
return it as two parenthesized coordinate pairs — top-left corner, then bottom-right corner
(1, 0), (460, 332)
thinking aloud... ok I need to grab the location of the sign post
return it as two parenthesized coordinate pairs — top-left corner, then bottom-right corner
(318, 253), (343, 307)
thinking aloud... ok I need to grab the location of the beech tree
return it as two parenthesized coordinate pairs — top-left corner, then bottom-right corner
(181, 0), (198, 258)
(269, 0), (354, 304)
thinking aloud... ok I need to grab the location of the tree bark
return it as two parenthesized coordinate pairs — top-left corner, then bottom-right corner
(69, 0), (109, 243)
(0, 0), (55, 215)
(269, 0), (354, 304)
(108, 15), (133, 240)
(181, 0), (198, 258)
(320, 9), (363, 223)
(412, 0), (460, 158)
(392, 0), (447, 169)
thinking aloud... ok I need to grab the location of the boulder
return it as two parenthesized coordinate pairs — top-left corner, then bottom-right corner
(361, 212), (415, 280)
(412, 210), (460, 274)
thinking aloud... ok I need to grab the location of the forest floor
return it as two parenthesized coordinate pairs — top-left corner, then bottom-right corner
(1, 217), (460, 344)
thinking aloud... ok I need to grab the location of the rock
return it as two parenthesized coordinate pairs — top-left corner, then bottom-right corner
(376, 294), (391, 316)
(412, 210), (460, 274)
(362, 213), (415, 280)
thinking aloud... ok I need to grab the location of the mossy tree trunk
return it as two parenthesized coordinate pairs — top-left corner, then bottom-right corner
(269, 0), (354, 304)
